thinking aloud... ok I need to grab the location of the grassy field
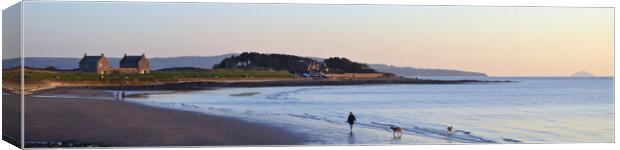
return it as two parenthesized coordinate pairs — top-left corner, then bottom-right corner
(3, 68), (296, 83)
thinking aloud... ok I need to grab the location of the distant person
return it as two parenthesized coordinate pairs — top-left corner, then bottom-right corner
(121, 91), (126, 100)
(347, 112), (357, 131)
(447, 126), (453, 136)
(116, 91), (121, 100)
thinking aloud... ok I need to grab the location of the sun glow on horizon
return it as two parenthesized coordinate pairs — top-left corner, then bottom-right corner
(4, 2), (613, 76)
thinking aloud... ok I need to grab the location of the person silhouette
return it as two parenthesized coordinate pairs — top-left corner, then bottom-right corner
(347, 112), (357, 131)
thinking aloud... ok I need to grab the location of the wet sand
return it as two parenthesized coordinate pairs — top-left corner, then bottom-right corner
(2, 94), (21, 147)
(3, 95), (304, 147)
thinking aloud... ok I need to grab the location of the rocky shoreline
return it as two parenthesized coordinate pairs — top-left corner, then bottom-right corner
(90, 78), (511, 91)
(5, 77), (512, 95)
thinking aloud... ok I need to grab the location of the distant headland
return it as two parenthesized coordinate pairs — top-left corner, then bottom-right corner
(2, 52), (506, 94)
(571, 71), (595, 77)
(3, 53), (487, 77)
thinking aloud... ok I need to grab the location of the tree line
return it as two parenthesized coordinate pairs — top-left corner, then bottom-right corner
(213, 52), (377, 74)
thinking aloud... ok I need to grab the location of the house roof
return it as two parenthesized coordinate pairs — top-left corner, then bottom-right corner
(80, 56), (104, 64)
(120, 54), (147, 68)
(120, 56), (143, 64)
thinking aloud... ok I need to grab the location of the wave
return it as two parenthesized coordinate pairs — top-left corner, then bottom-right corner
(179, 103), (200, 109)
(265, 87), (329, 100)
(502, 138), (522, 143)
(288, 112), (504, 143)
(206, 107), (231, 112)
(289, 113), (323, 121)
(367, 121), (497, 143)
(145, 98), (519, 144)
(135, 88), (520, 144)
(243, 110), (278, 116)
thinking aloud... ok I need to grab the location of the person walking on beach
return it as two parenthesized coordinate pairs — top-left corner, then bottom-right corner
(347, 112), (357, 131)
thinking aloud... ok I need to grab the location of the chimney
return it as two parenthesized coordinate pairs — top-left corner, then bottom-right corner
(124, 53), (127, 57)
(84, 53), (87, 57)
(101, 53), (104, 56)
(142, 53), (145, 57)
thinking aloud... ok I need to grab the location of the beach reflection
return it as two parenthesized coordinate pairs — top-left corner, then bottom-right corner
(347, 131), (355, 144)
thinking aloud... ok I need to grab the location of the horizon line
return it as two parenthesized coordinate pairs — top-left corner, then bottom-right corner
(3, 54), (613, 77)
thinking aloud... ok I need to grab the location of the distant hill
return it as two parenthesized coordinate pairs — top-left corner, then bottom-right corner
(3, 54), (233, 70)
(3, 57), (80, 70)
(3, 54), (487, 76)
(571, 71), (594, 77)
(149, 55), (233, 70)
(213, 52), (378, 74)
(368, 64), (487, 77)
(213, 52), (319, 71)
(155, 67), (210, 72)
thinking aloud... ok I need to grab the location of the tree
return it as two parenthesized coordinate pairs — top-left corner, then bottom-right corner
(323, 57), (377, 73)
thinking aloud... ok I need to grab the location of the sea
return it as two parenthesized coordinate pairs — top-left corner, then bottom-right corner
(126, 77), (614, 145)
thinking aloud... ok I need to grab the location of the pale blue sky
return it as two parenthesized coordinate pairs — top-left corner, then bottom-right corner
(13, 1), (614, 76)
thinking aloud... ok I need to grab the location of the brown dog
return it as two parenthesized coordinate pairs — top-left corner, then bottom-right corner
(390, 126), (403, 137)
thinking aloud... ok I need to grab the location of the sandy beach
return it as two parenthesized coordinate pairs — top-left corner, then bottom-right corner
(2, 94), (21, 147)
(3, 94), (304, 147)
(0, 77), (513, 147)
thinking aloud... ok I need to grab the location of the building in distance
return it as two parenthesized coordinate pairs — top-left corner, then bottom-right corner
(79, 53), (150, 74)
(118, 54), (150, 74)
(79, 53), (110, 75)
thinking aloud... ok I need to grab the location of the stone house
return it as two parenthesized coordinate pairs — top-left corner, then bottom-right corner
(79, 53), (110, 74)
(119, 54), (150, 74)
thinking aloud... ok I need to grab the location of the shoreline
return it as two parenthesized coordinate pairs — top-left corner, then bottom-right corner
(91, 78), (510, 91)
(3, 78), (511, 147)
(3, 94), (306, 147)
(5, 77), (510, 95)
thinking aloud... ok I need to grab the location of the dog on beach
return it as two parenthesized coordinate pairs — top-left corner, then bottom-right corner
(390, 126), (403, 137)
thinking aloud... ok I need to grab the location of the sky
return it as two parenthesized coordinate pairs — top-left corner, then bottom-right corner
(6, 1), (614, 76)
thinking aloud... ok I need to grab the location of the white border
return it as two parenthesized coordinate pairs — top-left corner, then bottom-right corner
(0, 0), (617, 150)
(12, 0), (618, 7)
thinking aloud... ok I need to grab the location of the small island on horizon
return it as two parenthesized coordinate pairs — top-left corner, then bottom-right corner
(571, 71), (595, 77)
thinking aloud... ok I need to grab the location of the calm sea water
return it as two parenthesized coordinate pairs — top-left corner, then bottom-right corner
(127, 77), (614, 144)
